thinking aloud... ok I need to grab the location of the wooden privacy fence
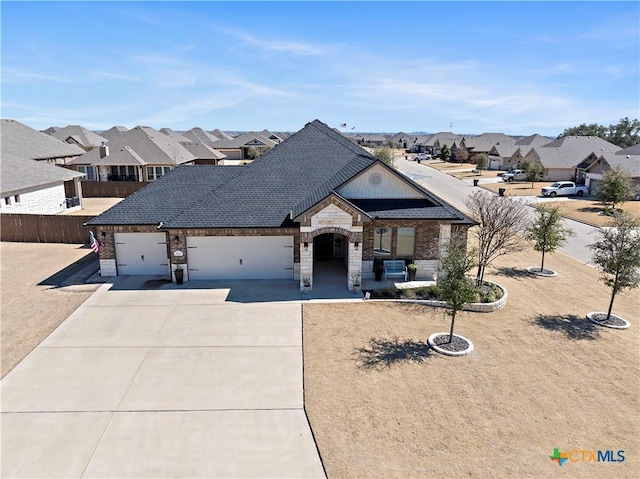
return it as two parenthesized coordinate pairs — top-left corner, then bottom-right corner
(1, 214), (95, 244)
(72, 180), (149, 198)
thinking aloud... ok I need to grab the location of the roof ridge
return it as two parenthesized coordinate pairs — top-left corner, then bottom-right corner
(307, 120), (375, 158)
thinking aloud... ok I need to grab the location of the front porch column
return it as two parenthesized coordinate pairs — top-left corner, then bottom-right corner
(347, 240), (363, 291)
(438, 224), (451, 257)
(299, 241), (313, 291)
(74, 177), (83, 204)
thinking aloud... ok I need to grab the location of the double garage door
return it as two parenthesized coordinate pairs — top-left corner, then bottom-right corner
(115, 233), (294, 280)
(187, 236), (294, 280)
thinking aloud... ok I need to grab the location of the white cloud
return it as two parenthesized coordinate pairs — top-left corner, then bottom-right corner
(222, 29), (326, 56)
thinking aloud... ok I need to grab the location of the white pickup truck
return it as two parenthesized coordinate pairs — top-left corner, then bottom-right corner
(502, 169), (527, 182)
(541, 181), (588, 197)
(414, 153), (432, 161)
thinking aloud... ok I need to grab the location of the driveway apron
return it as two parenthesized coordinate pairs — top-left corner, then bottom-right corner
(1, 278), (325, 478)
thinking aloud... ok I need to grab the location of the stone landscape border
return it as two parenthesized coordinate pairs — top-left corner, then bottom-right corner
(527, 267), (558, 277)
(365, 281), (508, 313)
(428, 333), (474, 356)
(586, 312), (630, 329)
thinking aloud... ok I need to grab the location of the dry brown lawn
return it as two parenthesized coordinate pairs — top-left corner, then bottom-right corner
(481, 181), (556, 196)
(425, 160), (479, 171)
(551, 199), (640, 227)
(0, 242), (100, 378)
(479, 183), (640, 226)
(303, 248), (639, 478)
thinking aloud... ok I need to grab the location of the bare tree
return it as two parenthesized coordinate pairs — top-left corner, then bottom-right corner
(465, 190), (529, 284)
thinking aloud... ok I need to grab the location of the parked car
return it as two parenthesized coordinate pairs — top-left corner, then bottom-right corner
(414, 153), (432, 161)
(502, 169), (527, 182)
(541, 181), (588, 197)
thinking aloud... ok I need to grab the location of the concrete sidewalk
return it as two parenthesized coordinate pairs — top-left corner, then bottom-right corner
(1, 278), (325, 478)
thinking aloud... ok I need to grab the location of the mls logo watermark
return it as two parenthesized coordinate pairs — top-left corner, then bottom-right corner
(550, 448), (625, 466)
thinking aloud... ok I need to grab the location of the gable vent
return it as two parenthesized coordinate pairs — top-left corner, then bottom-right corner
(369, 173), (383, 186)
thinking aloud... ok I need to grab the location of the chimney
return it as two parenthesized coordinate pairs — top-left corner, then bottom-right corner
(99, 142), (109, 158)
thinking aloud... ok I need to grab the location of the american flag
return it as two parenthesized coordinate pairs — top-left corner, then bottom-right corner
(89, 231), (100, 254)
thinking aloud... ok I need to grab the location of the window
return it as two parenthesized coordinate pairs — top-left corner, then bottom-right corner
(78, 166), (96, 181)
(14, 195), (20, 204)
(146, 166), (171, 181)
(373, 227), (392, 258)
(396, 227), (415, 261)
(4, 197), (11, 206)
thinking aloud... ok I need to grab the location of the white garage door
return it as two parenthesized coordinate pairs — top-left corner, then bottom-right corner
(187, 236), (294, 280)
(114, 233), (169, 275)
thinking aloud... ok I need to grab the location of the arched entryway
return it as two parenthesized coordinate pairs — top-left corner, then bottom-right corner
(300, 226), (362, 291)
(312, 232), (348, 287)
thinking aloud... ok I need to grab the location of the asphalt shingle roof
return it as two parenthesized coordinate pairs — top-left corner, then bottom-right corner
(531, 136), (621, 168)
(1, 153), (84, 194)
(69, 126), (197, 167)
(1, 119), (85, 160)
(100, 126), (129, 142)
(89, 120), (473, 228)
(49, 125), (108, 148)
(464, 133), (515, 152)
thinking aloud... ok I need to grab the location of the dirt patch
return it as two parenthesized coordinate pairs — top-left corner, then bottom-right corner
(0, 242), (101, 378)
(303, 247), (639, 478)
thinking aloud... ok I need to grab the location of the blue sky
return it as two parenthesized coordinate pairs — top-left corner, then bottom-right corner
(2, 1), (638, 136)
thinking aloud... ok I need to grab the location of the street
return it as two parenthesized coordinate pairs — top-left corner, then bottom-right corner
(394, 157), (600, 266)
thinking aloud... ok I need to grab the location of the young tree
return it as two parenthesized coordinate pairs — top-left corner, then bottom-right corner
(455, 147), (469, 163)
(465, 190), (529, 285)
(440, 144), (451, 163)
(589, 213), (640, 320)
(520, 158), (544, 188)
(597, 165), (633, 212)
(475, 153), (488, 174)
(438, 236), (477, 343)
(373, 146), (393, 166)
(525, 204), (574, 272)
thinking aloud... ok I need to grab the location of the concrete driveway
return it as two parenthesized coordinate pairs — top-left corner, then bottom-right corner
(1, 278), (325, 478)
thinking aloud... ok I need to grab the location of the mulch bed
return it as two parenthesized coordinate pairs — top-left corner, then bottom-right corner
(589, 312), (628, 328)
(430, 333), (470, 353)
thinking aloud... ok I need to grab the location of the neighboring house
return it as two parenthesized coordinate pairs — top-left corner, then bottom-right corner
(463, 133), (515, 160)
(48, 125), (108, 150)
(67, 126), (197, 181)
(1, 153), (84, 214)
(1, 119), (85, 165)
(358, 134), (389, 147)
(423, 133), (465, 156)
(88, 119), (474, 290)
(487, 144), (522, 170)
(584, 144), (640, 198)
(100, 126), (129, 142)
(211, 131), (277, 164)
(523, 136), (621, 182)
(210, 128), (234, 140)
(160, 128), (226, 165)
(392, 132), (417, 149)
(182, 127), (221, 147)
(261, 129), (289, 143)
